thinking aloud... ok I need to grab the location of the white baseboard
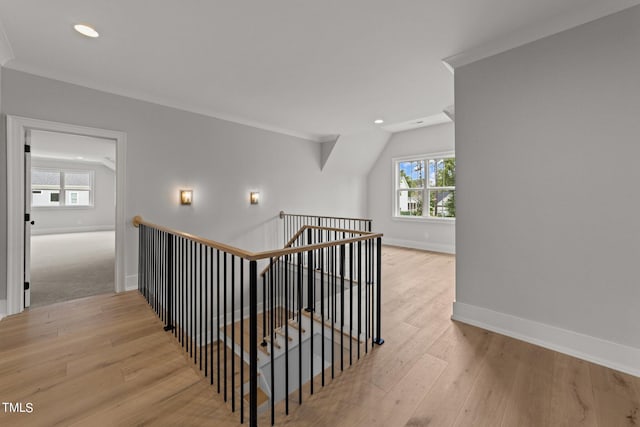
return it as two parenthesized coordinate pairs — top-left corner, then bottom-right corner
(32, 225), (115, 236)
(383, 237), (455, 254)
(0, 299), (6, 321)
(125, 275), (138, 291)
(452, 301), (640, 377)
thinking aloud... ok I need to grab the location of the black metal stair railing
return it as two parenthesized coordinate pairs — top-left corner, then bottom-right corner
(279, 211), (372, 247)
(133, 215), (383, 427)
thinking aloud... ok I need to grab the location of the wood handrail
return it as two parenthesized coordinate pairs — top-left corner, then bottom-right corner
(132, 215), (255, 259)
(259, 224), (376, 277)
(133, 216), (382, 262)
(279, 210), (372, 222)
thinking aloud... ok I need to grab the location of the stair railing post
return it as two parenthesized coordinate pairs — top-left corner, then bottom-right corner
(306, 228), (314, 312)
(374, 237), (384, 346)
(164, 234), (174, 331)
(249, 260), (258, 427)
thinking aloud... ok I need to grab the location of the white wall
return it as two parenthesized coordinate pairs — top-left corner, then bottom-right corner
(1, 69), (368, 299)
(367, 123), (455, 253)
(454, 6), (640, 374)
(0, 66), (5, 306)
(30, 158), (115, 235)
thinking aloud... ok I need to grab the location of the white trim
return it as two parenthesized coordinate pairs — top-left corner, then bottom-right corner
(452, 301), (640, 378)
(125, 275), (138, 292)
(6, 116), (127, 315)
(383, 238), (455, 255)
(31, 225), (115, 236)
(0, 299), (7, 320)
(392, 152), (456, 220)
(392, 151), (455, 163)
(391, 215), (455, 225)
(441, 3), (638, 71)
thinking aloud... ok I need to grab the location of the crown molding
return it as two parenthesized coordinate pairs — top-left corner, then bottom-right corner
(5, 60), (333, 143)
(443, 2), (640, 70)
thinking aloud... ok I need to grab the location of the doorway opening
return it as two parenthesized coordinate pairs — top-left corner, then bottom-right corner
(6, 116), (127, 316)
(27, 130), (116, 308)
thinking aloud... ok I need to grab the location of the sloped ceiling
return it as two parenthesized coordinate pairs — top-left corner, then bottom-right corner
(0, 1), (638, 144)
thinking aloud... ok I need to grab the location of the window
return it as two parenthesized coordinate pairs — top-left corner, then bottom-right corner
(32, 168), (94, 207)
(394, 154), (455, 219)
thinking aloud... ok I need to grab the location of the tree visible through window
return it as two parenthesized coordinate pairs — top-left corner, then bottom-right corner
(395, 155), (455, 218)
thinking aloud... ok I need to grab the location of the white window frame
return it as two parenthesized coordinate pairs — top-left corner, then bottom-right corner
(31, 167), (95, 209)
(392, 151), (455, 222)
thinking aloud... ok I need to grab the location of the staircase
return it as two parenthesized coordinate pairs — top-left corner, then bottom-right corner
(133, 213), (383, 426)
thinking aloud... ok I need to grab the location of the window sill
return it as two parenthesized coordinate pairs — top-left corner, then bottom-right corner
(32, 205), (95, 211)
(392, 216), (455, 224)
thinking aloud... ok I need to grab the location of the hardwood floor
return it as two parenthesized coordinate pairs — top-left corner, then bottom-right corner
(1, 245), (639, 426)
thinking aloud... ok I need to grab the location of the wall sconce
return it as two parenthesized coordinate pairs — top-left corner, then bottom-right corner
(180, 189), (193, 205)
(250, 192), (260, 205)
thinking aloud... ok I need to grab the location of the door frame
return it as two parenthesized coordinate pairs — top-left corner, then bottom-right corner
(6, 115), (127, 315)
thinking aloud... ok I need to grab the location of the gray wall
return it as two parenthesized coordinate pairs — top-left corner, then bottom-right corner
(455, 6), (640, 349)
(30, 158), (115, 235)
(0, 67), (5, 299)
(368, 123), (455, 253)
(1, 69), (367, 299)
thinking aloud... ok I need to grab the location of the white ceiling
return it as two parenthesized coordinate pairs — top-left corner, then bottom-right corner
(1, 1), (638, 141)
(31, 130), (116, 169)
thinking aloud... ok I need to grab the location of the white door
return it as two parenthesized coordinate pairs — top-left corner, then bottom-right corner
(24, 129), (32, 308)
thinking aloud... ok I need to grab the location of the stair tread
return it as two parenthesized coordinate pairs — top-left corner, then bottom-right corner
(244, 387), (269, 407)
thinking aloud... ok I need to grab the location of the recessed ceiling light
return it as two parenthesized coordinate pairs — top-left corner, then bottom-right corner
(374, 119), (384, 124)
(74, 24), (99, 38)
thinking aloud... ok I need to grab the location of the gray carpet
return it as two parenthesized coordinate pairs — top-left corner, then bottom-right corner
(30, 231), (115, 308)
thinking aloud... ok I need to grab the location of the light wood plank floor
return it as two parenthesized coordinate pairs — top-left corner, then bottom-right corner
(1, 245), (639, 426)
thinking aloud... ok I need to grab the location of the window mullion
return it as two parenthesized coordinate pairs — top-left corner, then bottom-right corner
(60, 171), (66, 206)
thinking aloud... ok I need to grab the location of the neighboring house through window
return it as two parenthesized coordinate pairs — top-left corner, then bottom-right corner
(394, 153), (455, 219)
(32, 168), (94, 207)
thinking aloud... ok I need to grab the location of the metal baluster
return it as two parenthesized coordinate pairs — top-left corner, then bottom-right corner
(284, 253), (289, 415)
(173, 235), (177, 337)
(308, 244), (314, 395)
(224, 252), (228, 402)
(349, 242), (353, 366)
(331, 244), (335, 379)
(188, 239), (191, 355)
(270, 257), (275, 426)
(161, 231), (165, 323)
(374, 237), (384, 346)
(210, 247), (214, 386)
(165, 234), (174, 331)
(262, 274), (267, 347)
(249, 260), (258, 427)
(365, 238), (369, 354)
(138, 225), (142, 294)
(182, 238), (185, 347)
(320, 242), (325, 387)
(192, 240), (196, 363)
(370, 238), (374, 343)
(340, 244), (345, 372)
(297, 252), (303, 405)
(231, 255), (235, 412)
(152, 228), (156, 313)
(200, 244), (203, 370)
(205, 245), (209, 377)
(357, 240), (362, 360)
(240, 258), (244, 424)
(217, 250), (221, 393)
